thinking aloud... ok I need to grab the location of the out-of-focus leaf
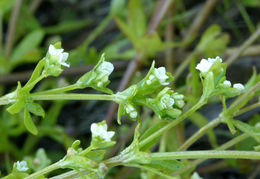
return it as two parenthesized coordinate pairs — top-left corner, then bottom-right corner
(44, 19), (91, 34)
(197, 24), (229, 57)
(239, 0), (260, 7)
(0, 0), (14, 14)
(128, 0), (146, 37)
(110, 0), (127, 18)
(103, 39), (135, 60)
(115, 17), (136, 43)
(24, 109), (38, 135)
(10, 29), (45, 68)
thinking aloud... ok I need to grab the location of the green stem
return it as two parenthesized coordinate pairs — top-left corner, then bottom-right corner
(80, 146), (93, 156)
(30, 93), (116, 101)
(139, 98), (207, 148)
(236, 102), (260, 116)
(151, 150), (260, 160)
(23, 75), (45, 91)
(177, 118), (221, 151)
(33, 84), (78, 95)
(171, 134), (249, 176)
(25, 160), (62, 179)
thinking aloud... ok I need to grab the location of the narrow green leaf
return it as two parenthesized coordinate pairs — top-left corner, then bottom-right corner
(25, 59), (45, 86)
(24, 109), (38, 135)
(10, 29), (45, 68)
(25, 102), (45, 118)
(128, 0), (146, 37)
(44, 19), (91, 34)
(145, 159), (185, 174)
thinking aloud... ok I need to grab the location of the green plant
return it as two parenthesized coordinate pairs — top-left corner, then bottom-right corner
(0, 42), (259, 179)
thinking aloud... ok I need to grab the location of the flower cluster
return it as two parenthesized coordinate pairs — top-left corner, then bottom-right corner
(148, 87), (185, 120)
(90, 121), (115, 142)
(43, 44), (69, 77)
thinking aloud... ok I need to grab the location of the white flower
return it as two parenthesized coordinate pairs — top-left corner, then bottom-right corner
(191, 172), (203, 179)
(223, 80), (231, 87)
(48, 44), (69, 67)
(233, 83), (244, 91)
(126, 104), (138, 118)
(16, 161), (28, 172)
(91, 122), (115, 142)
(196, 56), (223, 73)
(154, 67), (169, 85)
(97, 61), (114, 75)
(196, 59), (213, 73)
(208, 56), (222, 63)
(160, 94), (174, 109)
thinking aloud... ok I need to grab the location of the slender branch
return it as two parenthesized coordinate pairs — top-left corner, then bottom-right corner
(177, 118), (221, 151)
(29, 0), (42, 14)
(180, 0), (218, 51)
(171, 133), (249, 176)
(33, 84), (78, 95)
(25, 160), (62, 179)
(139, 98), (206, 148)
(151, 150), (260, 160)
(5, 0), (23, 58)
(226, 26), (260, 66)
(30, 93), (116, 101)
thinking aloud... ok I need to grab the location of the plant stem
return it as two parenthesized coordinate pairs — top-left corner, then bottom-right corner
(171, 133), (249, 176)
(139, 98), (207, 148)
(236, 102), (260, 116)
(25, 160), (62, 179)
(30, 93), (116, 101)
(33, 84), (78, 95)
(151, 150), (260, 160)
(177, 118), (221, 151)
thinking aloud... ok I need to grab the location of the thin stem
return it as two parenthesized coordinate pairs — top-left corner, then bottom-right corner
(235, 1), (255, 34)
(236, 102), (260, 116)
(226, 26), (260, 66)
(139, 98), (207, 148)
(151, 150), (260, 160)
(33, 84), (78, 95)
(171, 133), (249, 176)
(30, 93), (116, 102)
(177, 118), (221, 151)
(5, 0), (23, 58)
(25, 160), (62, 179)
(80, 146), (93, 156)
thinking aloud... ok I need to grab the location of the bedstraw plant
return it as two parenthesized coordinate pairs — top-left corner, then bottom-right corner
(0, 42), (260, 179)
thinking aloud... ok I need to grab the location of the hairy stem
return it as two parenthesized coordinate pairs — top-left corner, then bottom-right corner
(139, 97), (207, 148)
(152, 150), (260, 160)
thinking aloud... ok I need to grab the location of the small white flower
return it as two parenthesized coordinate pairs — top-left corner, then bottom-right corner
(223, 80), (231, 87)
(233, 83), (244, 91)
(91, 122), (115, 142)
(196, 56), (223, 73)
(48, 44), (69, 67)
(154, 67), (169, 85)
(191, 172), (203, 179)
(196, 59), (212, 73)
(160, 94), (174, 109)
(16, 161), (28, 172)
(97, 61), (114, 75)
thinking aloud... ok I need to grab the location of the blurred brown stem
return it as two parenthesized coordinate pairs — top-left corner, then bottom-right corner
(5, 0), (23, 59)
